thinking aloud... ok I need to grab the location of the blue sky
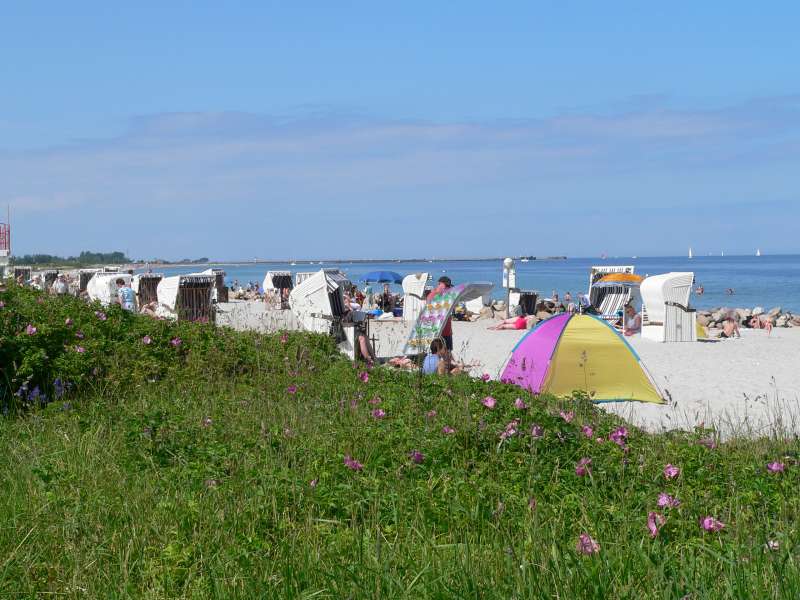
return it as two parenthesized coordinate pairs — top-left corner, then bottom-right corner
(1, 3), (798, 259)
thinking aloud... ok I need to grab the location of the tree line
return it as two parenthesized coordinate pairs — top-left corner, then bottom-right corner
(11, 251), (131, 266)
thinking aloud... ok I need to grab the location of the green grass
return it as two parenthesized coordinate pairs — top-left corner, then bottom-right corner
(2, 286), (800, 598)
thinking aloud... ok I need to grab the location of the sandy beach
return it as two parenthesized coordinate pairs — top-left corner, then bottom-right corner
(453, 321), (800, 439)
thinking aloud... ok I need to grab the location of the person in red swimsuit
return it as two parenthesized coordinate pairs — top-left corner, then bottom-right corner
(487, 315), (535, 330)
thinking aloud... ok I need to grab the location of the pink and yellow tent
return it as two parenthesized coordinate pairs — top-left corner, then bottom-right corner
(500, 313), (664, 403)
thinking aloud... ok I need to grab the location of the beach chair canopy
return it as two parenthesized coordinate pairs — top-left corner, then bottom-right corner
(87, 273), (132, 306)
(592, 273), (645, 287)
(500, 313), (664, 403)
(360, 270), (403, 284)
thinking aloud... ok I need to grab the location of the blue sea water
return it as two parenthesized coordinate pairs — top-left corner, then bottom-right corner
(147, 254), (800, 312)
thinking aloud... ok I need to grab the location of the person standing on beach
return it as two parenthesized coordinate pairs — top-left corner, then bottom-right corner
(115, 278), (137, 312)
(427, 276), (454, 350)
(51, 274), (69, 295)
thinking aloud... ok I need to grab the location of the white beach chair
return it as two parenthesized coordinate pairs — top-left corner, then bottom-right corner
(640, 272), (697, 342)
(402, 273), (429, 321)
(289, 270), (347, 334)
(588, 265), (635, 321)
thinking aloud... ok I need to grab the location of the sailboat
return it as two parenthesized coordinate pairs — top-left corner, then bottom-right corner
(756, 248), (762, 257)
(688, 247), (693, 259)
(721, 251), (724, 257)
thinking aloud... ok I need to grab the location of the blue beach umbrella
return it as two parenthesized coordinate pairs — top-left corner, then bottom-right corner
(359, 270), (404, 284)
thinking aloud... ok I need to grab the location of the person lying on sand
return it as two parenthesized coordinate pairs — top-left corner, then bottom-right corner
(488, 315), (536, 331)
(719, 317), (741, 339)
(748, 315), (773, 334)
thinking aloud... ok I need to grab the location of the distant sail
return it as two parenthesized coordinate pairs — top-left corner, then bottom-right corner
(688, 247), (693, 259)
(756, 248), (762, 257)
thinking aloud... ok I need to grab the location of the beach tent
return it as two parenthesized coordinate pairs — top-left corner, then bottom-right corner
(402, 272), (429, 321)
(500, 313), (664, 403)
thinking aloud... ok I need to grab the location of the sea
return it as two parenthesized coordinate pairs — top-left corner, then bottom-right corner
(144, 254), (800, 313)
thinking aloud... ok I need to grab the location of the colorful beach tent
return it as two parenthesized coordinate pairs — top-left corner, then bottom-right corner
(500, 313), (664, 403)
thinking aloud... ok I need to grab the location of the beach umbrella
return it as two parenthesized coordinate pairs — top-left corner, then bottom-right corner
(359, 270), (404, 284)
(500, 313), (664, 403)
(592, 273), (645, 287)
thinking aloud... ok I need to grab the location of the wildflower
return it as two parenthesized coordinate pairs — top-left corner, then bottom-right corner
(766, 540), (780, 551)
(595, 437), (605, 444)
(560, 410), (574, 423)
(700, 516), (725, 532)
(343, 455), (364, 471)
(202, 417), (213, 427)
(170, 337), (182, 347)
(368, 396), (381, 405)
(280, 332), (288, 344)
(95, 311), (107, 321)
(25, 324), (37, 335)
(142, 335), (152, 345)
(481, 396), (497, 409)
(647, 512), (666, 538)
(0, 301), (4, 308)
(514, 398), (528, 410)
(75, 346), (86, 353)
(581, 425), (594, 438)
(426, 409), (437, 419)
(64, 317), (73, 326)
(204, 479), (218, 489)
(500, 419), (520, 440)
(767, 462), (786, 474)
(409, 450), (424, 464)
(530, 424), (544, 438)
(576, 533), (600, 555)
(371, 408), (386, 419)
(698, 437), (718, 449)
(283, 428), (295, 438)
(442, 426), (455, 435)
(528, 497), (537, 511)
(287, 385), (297, 395)
(359, 371), (369, 383)
(609, 426), (628, 446)
(75, 330), (85, 339)
(663, 464), (680, 480)
(53, 378), (65, 399)
(657, 493), (681, 508)
(480, 373), (491, 382)
(309, 478), (318, 488)
(575, 457), (592, 477)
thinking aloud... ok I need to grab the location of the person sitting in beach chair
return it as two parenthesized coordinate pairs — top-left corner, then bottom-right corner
(622, 304), (641, 336)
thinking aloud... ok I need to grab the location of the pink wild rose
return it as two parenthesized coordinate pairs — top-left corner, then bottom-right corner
(560, 410), (574, 423)
(481, 396), (497, 409)
(581, 425), (594, 438)
(142, 335), (152, 345)
(663, 464), (680, 480)
(75, 346), (86, 353)
(609, 426), (628, 446)
(359, 371), (369, 383)
(576, 533), (600, 555)
(647, 512), (666, 538)
(426, 409), (437, 419)
(409, 450), (424, 464)
(575, 457), (592, 477)
(514, 397), (528, 410)
(657, 493), (681, 508)
(64, 318), (73, 326)
(767, 462), (786, 474)
(25, 324), (37, 335)
(530, 424), (544, 438)
(170, 337), (182, 347)
(480, 373), (491, 382)
(287, 385), (297, 395)
(371, 408), (386, 419)
(442, 426), (455, 435)
(95, 311), (107, 321)
(700, 516), (725, 532)
(343, 455), (364, 471)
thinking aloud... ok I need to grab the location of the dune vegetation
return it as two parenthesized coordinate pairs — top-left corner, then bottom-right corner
(1, 285), (799, 598)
